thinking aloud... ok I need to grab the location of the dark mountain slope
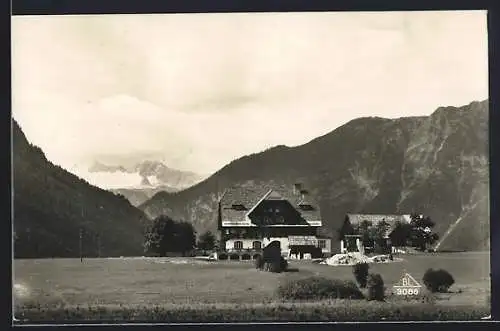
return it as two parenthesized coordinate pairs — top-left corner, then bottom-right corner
(13, 120), (149, 258)
(110, 186), (177, 207)
(140, 101), (489, 252)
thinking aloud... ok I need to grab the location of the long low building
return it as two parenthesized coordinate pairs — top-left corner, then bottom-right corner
(340, 213), (415, 253)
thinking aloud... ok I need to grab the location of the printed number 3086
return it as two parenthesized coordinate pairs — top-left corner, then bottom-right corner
(396, 288), (419, 295)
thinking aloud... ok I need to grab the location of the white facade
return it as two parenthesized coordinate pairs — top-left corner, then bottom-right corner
(225, 238), (262, 251)
(317, 238), (332, 254)
(225, 237), (331, 255)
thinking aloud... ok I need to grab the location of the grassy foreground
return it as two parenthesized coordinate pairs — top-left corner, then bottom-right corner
(15, 300), (490, 323)
(13, 252), (491, 322)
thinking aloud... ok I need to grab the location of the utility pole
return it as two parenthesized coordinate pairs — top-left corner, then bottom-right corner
(80, 202), (84, 263)
(97, 234), (101, 258)
(79, 228), (83, 263)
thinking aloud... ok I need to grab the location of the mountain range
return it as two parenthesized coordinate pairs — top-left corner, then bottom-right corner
(12, 100), (490, 257)
(87, 160), (204, 206)
(139, 100), (490, 252)
(12, 120), (149, 258)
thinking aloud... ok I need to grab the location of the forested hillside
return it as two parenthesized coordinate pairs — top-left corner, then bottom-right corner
(13, 120), (150, 258)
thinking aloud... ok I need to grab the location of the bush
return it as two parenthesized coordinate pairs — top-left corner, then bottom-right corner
(422, 269), (455, 293)
(276, 276), (364, 301)
(260, 242), (287, 273)
(367, 273), (385, 301)
(352, 262), (369, 288)
(254, 255), (264, 270)
(280, 256), (288, 271)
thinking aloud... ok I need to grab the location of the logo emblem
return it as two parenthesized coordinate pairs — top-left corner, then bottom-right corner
(393, 271), (422, 296)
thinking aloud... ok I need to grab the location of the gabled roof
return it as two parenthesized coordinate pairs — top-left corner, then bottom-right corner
(220, 183), (322, 227)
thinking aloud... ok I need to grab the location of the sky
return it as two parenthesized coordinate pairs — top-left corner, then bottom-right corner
(12, 11), (489, 181)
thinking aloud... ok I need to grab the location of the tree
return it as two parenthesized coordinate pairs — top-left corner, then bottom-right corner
(389, 221), (412, 247)
(143, 215), (175, 256)
(409, 214), (439, 251)
(337, 217), (355, 241)
(197, 231), (217, 251)
(358, 220), (374, 248)
(176, 221), (196, 256)
(353, 262), (370, 288)
(143, 215), (196, 256)
(368, 221), (390, 254)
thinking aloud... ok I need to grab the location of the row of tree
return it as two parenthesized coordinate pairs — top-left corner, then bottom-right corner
(390, 214), (440, 251)
(143, 215), (218, 256)
(147, 213), (439, 257)
(338, 213), (439, 252)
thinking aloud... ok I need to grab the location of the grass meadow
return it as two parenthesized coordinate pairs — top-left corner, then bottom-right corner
(13, 251), (490, 323)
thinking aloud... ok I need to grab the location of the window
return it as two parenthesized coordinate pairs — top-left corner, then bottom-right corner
(232, 204), (246, 210)
(252, 241), (262, 250)
(318, 240), (326, 249)
(299, 204), (314, 211)
(234, 241), (243, 250)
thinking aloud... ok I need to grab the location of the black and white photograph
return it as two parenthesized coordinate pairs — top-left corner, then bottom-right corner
(11, 10), (490, 323)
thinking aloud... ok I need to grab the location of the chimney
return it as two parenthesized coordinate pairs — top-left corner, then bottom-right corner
(293, 183), (302, 195)
(299, 189), (309, 201)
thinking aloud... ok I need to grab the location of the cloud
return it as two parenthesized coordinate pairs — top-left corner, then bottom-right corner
(12, 11), (489, 176)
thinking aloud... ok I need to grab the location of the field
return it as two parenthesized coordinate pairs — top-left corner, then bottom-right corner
(13, 251), (491, 322)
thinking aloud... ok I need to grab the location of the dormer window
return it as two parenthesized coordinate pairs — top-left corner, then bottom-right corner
(299, 204), (314, 211)
(231, 204), (247, 211)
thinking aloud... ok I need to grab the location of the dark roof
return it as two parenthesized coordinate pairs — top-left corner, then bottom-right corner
(220, 183), (322, 227)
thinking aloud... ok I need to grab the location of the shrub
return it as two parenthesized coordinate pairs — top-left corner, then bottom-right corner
(264, 261), (279, 273)
(263, 256), (287, 273)
(276, 276), (364, 301)
(367, 273), (385, 301)
(280, 256), (288, 271)
(260, 242), (287, 273)
(352, 262), (369, 288)
(422, 269), (455, 293)
(263, 259), (284, 273)
(254, 255), (264, 270)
